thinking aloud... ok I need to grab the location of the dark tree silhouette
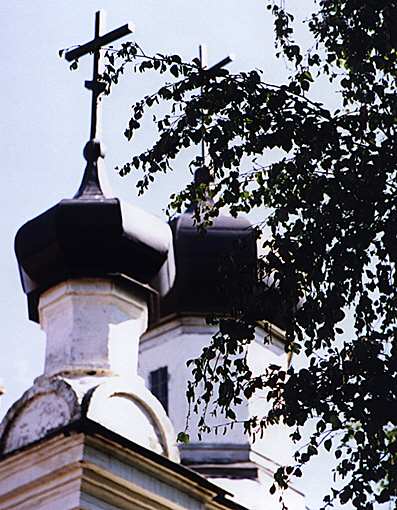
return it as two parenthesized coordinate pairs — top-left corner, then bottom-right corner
(66, 2), (397, 508)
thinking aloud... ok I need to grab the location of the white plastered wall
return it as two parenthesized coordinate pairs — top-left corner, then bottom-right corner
(139, 316), (293, 466)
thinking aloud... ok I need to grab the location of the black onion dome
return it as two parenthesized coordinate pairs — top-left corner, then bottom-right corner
(159, 205), (288, 330)
(160, 210), (257, 318)
(15, 140), (175, 322)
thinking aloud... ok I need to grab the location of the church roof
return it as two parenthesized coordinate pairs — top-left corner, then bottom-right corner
(15, 140), (175, 322)
(0, 416), (249, 510)
(160, 210), (257, 319)
(155, 204), (288, 330)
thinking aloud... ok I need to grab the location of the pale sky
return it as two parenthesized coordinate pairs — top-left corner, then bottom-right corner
(0, 2), (358, 509)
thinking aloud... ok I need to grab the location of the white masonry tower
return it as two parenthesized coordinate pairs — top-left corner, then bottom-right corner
(0, 11), (253, 510)
(138, 166), (306, 509)
(0, 11), (306, 510)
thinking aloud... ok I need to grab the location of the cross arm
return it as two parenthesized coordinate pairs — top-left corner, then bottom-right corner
(206, 54), (234, 74)
(65, 22), (134, 62)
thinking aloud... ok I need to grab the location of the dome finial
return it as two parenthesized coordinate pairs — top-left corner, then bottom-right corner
(74, 139), (105, 198)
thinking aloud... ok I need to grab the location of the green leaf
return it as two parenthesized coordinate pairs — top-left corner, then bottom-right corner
(302, 70), (313, 82)
(294, 468), (302, 477)
(170, 64), (179, 78)
(177, 432), (190, 444)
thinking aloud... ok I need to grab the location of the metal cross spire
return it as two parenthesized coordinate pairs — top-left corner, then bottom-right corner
(65, 11), (134, 142)
(64, 11), (133, 198)
(199, 44), (209, 169)
(187, 46), (234, 213)
(194, 45), (234, 185)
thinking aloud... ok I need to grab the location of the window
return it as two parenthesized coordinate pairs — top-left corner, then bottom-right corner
(149, 366), (168, 414)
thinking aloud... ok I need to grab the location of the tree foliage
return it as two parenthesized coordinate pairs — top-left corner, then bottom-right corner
(97, 1), (397, 508)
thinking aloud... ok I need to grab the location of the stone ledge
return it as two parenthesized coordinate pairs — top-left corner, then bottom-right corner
(0, 419), (248, 510)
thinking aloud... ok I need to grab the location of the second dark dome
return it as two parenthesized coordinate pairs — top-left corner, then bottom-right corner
(160, 211), (257, 318)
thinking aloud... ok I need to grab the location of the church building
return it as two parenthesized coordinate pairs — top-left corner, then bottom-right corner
(0, 12), (306, 510)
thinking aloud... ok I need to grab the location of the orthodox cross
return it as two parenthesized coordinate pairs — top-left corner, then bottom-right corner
(195, 44), (234, 183)
(64, 11), (133, 197)
(199, 44), (209, 169)
(65, 11), (134, 142)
